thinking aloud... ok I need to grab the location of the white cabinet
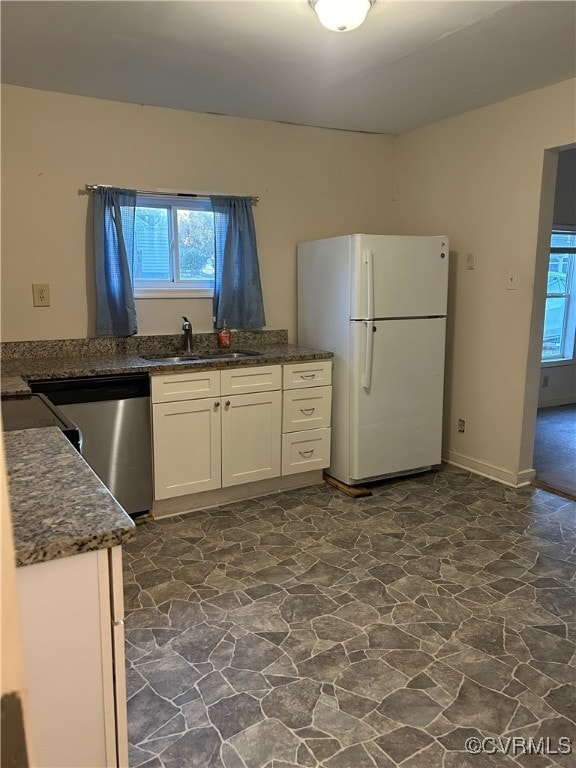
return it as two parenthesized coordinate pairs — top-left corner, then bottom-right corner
(283, 386), (332, 432)
(283, 360), (332, 389)
(152, 370), (220, 403)
(220, 365), (282, 487)
(151, 361), (332, 502)
(17, 547), (128, 768)
(151, 371), (221, 499)
(281, 361), (332, 476)
(222, 365), (281, 396)
(282, 428), (331, 475)
(152, 366), (282, 500)
(222, 391), (282, 487)
(152, 370), (222, 500)
(153, 398), (222, 498)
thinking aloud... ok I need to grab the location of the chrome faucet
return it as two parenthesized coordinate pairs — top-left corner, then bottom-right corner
(182, 316), (193, 352)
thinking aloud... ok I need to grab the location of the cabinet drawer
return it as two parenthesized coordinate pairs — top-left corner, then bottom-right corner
(151, 371), (220, 403)
(282, 428), (331, 475)
(283, 386), (332, 433)
(221, 365), (281, 396)
(283, 360), (332, 389)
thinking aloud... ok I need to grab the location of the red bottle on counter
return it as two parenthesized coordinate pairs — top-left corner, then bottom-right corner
(217, 320), (231, 349)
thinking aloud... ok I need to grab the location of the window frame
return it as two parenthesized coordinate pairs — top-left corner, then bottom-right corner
(541, 227), (576, 365)
(132, 194), (215, 299)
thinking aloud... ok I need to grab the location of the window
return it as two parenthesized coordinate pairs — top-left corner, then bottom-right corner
(132, 195), (215, 297)
(541, 230), (576, 362)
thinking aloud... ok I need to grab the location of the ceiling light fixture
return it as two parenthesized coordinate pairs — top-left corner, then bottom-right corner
(311, 0), (374, 33)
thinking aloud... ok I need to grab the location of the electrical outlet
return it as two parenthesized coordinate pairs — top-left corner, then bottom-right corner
(458, 418), (466, 433)
(32, 283), (50, 307)
(466, 253), (476, 271)
(542, 375), (549, 389)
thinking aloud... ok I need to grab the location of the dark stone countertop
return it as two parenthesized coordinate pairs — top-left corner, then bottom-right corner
(1, 344), (332, 392)
(4, 427), (135, 567)
(1, 376), (30, 397)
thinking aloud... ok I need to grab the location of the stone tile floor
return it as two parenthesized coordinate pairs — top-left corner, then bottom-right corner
(123, 466), (576, 768)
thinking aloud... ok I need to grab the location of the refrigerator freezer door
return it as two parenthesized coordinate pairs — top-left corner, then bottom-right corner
(350, 235), (449, 319)
(349, 317), (446, 481)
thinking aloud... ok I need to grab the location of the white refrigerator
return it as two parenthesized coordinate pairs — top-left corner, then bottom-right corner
(298, 234), (449, 486)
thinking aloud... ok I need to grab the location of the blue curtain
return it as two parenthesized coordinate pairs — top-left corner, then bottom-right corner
(211, 196), (266, 329)
(93, 187), (138, 336)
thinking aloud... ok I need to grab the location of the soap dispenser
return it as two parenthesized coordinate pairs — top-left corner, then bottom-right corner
(217, 320), (231, 349)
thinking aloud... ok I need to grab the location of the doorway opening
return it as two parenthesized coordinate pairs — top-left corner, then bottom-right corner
(533, 404), (575, 498)
(530, 146), (576, 499)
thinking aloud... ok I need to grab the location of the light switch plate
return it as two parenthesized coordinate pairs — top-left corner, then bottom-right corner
(32, 283), (50, 307)
(506, 272), (518, 290)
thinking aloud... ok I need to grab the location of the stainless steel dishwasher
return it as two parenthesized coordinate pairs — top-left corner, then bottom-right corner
(31, 374), (152, 517)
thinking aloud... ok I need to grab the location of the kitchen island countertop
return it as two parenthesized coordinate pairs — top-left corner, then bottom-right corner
(1, 375), (31, 396)
(4, 427), (135, 567)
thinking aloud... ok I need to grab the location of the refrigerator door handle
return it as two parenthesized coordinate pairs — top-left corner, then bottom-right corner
(362, 321), (374, 390)
(364, 249), (374, 320)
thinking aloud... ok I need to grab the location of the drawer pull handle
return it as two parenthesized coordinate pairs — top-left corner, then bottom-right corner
(300, 373), (315, 379)
(214, 401), (220, 408)
(225, 400), (231, 407)
(300, 408), (315, 415)
(299, 449), (314, 458)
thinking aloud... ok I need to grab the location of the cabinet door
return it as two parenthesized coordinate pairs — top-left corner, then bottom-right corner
(17, 551), (115, 767)
(153, 399), (221, 499)
(222, 391), (281, 487)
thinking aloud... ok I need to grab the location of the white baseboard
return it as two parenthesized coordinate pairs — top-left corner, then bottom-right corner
(443, 450), (535, 488)
(516, 467), (537, 486)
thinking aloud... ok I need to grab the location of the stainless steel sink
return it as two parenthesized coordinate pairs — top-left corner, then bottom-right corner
(142, 350), (263, 363)
(195, 351), (263, 361)
(141, 355), (201, 363)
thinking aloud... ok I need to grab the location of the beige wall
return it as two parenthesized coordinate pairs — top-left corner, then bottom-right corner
(1, 85), (393, 342)
(394, 79), (576, 485)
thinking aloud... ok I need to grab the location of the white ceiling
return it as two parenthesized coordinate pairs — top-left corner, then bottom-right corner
(1, 1), (575, 134)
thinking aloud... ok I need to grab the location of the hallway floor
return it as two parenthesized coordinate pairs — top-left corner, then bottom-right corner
(123, 466), (576, 768)
(533, 404), (576, 499)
